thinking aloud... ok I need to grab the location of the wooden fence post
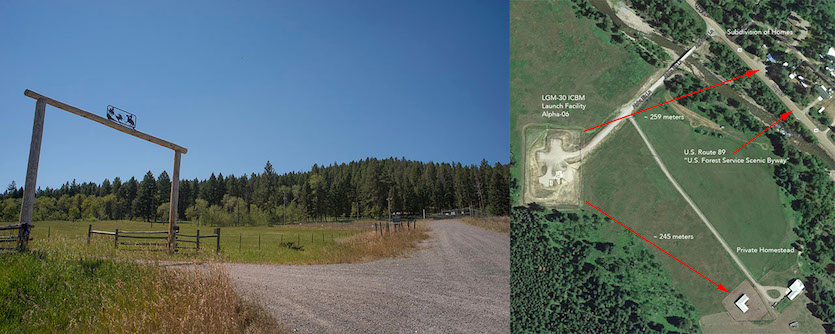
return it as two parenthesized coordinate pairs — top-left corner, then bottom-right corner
(239, 233), (242, 250)
(258, 234), (261, 250)
(87, 224), (92, 246)
(196, 229), (201, 251)
(215, 228), (220, 254)
(114, 228), (119, 249)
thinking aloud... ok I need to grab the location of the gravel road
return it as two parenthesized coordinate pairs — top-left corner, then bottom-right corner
(225, 220), (509, 333)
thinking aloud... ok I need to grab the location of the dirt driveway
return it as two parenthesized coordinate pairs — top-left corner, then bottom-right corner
(225, 220), (509, 333)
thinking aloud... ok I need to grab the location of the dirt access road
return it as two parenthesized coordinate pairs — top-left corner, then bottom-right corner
(225, 220), (510, 333)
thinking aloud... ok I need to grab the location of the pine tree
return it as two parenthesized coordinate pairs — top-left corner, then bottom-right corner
(99, 179), (112, 197)
(256, 161), (277, 212)
(488, 163), (509, 215)
(111, 177), (122, 196)
(134, 171), (158, 222)
(120, 177), (139, 220)
(157, 171), (171, 205)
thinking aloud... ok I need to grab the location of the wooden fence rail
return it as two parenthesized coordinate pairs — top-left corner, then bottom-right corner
(0, 223), (33, 251)
(87, 225), (221, 253)
(374, 218), (417, 236)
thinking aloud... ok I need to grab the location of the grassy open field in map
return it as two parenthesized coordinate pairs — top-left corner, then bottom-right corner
(510, 0), (653, 202)
(582, 123), (745, 316)
(634, 92), (795, 280)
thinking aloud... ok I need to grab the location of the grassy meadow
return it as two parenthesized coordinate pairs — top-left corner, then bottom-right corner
(14, 219), (430, 265)
(582, 123), (747, 316)
(510, 0), (654, 204)
(1, 218), (431, 333)
(459, 216), (510, 234)
(634, 94), (794, 280)
(0, 236), (281, 333)
(582, 87), (803, 316)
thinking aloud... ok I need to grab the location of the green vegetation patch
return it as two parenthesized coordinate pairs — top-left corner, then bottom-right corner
(27, 220), (363, 264)
(628, 0), (706, 45)
(0, 250), (155, 333)
(510, 0), (653, 131)
(511, 205), (700, 333)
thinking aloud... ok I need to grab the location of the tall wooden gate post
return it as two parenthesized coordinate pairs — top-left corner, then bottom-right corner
(168, 151), (181, 253)
(17, 98), (47, 251)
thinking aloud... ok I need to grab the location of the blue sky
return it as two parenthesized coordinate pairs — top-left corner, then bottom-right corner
(0, 0), (508, 189)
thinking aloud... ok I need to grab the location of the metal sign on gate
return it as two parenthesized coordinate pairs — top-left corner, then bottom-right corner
(106, 105), (136, 129)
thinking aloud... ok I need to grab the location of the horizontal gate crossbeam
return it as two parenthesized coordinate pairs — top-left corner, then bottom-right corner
(24, 89), (188, 153)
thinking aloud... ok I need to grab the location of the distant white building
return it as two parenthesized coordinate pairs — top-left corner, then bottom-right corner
(735, 294), (750, 313)
(787, 279), (805, 300)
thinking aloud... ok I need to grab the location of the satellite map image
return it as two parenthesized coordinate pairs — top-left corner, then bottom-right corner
(510, 0), (835, 332)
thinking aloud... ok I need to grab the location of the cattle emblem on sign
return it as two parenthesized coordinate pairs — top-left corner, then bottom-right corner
(106, 105), (136, 129)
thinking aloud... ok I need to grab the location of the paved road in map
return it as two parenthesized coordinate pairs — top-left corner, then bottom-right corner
(225, 220), (509, 334)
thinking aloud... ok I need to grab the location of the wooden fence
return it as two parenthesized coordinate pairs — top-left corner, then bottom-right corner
(87, 225), (221, 253)
(374, 218), (417, 236)
(0, 223), (32, 251)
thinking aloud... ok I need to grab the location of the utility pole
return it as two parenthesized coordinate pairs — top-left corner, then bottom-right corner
(283, 191), (287, 225)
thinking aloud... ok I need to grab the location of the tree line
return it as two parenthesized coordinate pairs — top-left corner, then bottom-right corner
(629, 0), (705, 45)
(767, 132), (835, 327)
(1, 158), (510, 226)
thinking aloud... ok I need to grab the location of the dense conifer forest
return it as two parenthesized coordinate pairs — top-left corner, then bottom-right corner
(1, 158), (509, 226)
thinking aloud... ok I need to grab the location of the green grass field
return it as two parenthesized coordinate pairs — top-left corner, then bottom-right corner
(0, 238), (279, 333)
(583, 123), (746, 316)
(10, 219), (424, 265)
(510, 0), (654, 203)
(633, 95), (794, 280)
(582, 86), (802, 315)
(510, 0), (653, 130)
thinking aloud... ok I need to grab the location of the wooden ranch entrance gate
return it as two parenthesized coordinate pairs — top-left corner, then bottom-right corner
(16, 89), (188, 252)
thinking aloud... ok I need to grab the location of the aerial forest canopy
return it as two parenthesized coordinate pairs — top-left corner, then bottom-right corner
(1, 158), (510, 225)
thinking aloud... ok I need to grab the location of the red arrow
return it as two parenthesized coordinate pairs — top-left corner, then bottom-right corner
(585, 201), (730, 293)
(585, 70), (759, 132)
(732, 110), (793, 154)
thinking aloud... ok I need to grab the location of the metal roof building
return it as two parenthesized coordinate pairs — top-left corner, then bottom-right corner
(787, 279), (805, 300)
(735, 294), (750, 313)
